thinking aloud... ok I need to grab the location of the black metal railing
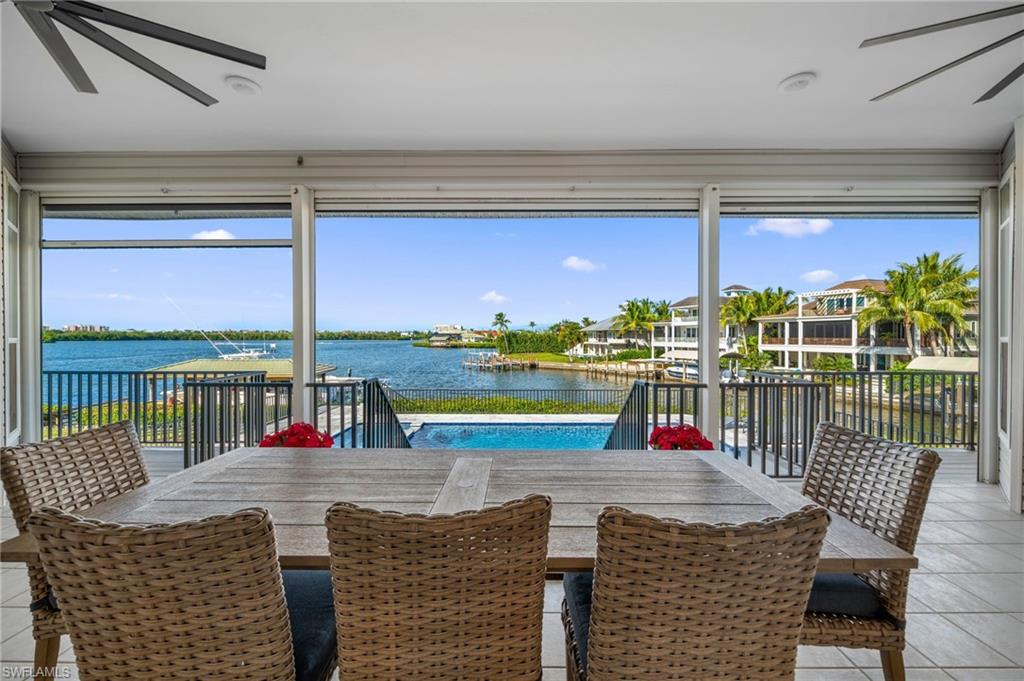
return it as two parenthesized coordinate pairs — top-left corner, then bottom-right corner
(41, 369), (259, 446)
(650, 382), (704, 430)
(308, 379), (362, 448)
(720, 373), (829, 478)
(363, 379), (410, 448)
(604, 380), (649, 450)
(183, 373), (293, 468)
(761, 370), (977, 449)
(384, 387), (630, 414)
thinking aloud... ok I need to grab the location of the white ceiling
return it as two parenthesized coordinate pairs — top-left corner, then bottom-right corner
(2, 1), (1023, 153)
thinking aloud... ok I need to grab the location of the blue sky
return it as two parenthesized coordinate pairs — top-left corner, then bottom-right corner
(41, 215), (978, 331)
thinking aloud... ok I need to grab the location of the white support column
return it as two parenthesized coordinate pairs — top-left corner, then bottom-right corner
(979, 187), (999, 483)
(291, 186), (316, 424)
(698, 184), (720, 447)
(19, 191), (41, 443)
(1008, 118), (1024, 513)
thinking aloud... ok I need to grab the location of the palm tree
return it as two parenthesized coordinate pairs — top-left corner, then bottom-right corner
(580, 317), (595, 328)
(721, 287), (795, 337)
(911, 252), (978, 355)
(492, 312), (511, 353)
(653, 299), (672, 321)
(528, 320), (536, 330)
(613, 298), (657, 349)
(858, 252), (977, 358)
(857, 267), (934, 358)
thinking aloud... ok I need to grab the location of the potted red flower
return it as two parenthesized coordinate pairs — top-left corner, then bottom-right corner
(649, 424), (714, 451)
(260, 422), (334, 448)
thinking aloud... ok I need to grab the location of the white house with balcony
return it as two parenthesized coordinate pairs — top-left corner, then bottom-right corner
(651, 285), (753, 362)
(755, 279), (978, 371)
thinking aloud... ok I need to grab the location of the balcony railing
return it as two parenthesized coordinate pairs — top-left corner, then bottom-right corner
(363, 379), (411, 448)
(604, 380), (649, 449)
(183, 373), (293, 467)
(41, 369), (266, 446)
(762, 370), (977, 449)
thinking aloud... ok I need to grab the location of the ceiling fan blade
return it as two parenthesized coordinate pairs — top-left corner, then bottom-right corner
(50, 9), (217, 106)
(53, 1), (266, 70)
(975, 62), (1024, 103)
(861, 3), (1024, 48)
(16, 3), (97, 92)
(870, 28), (1024, 101)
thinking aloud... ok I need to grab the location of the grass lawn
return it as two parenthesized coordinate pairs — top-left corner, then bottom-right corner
(505, 352), (575, 363)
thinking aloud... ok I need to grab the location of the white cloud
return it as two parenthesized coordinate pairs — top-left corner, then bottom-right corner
(746, 218), (834, 238)
(192, 229), (236, 240)
(801, 269), (839, 284)
(480, 290), (509, 304)
(562, 255), (602, 272)
(96, 293), (136, 301)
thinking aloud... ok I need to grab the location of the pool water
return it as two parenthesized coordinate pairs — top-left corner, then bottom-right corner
(408, 423), (613, 450)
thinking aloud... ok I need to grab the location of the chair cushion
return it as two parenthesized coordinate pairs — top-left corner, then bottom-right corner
(807, 573), (886, 620)
(563, 571), (594, 672)
(282, 570), (337, 681)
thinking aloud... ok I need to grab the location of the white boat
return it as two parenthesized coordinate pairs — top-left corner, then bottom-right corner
(666, 363), (699, 380)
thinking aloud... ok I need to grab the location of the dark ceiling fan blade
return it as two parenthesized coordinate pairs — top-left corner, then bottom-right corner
(861, 3), (1024, 48)
(53, 1), (266, 69)
(870, 28), (1024, 101)
(16, 3), (97, 92)
(975, 62), (1024, 103)
(50, 9), (218, 106)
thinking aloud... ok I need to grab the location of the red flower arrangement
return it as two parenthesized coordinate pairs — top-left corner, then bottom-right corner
(259, 422), (334, 448)
(649, 424), (714, 451)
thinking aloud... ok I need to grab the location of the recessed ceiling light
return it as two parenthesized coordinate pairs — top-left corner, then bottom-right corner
(777, 72), (818, 94)
(224, 75), (261, 96)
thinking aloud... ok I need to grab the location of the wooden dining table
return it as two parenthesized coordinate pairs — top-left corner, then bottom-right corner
(0, 447), (916, 572)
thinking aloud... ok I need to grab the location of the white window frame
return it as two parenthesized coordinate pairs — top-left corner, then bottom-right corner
(3, 170), (22, 445)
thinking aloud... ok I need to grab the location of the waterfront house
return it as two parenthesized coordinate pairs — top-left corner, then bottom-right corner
(652, 285), (754, 362)
(755, 279), (979, 371)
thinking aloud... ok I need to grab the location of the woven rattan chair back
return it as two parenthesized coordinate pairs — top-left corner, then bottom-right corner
(802, 422), (941, 619)
(325, 494), (551, 681)
(0, 421), (149, 641)
(27, 507), (296, 681)
(586, 505), (830, 681)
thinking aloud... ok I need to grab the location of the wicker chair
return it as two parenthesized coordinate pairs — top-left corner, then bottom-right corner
(562, 505), (830, 681)
(800, 422), (941, 681)
(325, 494), (552, 680)
(0, 421), (149, 678)
(26, 506), (309, 680)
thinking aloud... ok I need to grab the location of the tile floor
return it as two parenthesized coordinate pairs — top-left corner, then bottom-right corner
(1, 449), (1021, 680)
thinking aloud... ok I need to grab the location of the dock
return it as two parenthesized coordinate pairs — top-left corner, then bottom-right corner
(462, 351), (528, 371)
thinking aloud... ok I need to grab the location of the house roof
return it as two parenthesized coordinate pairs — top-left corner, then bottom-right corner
(670, 295), (729, 308)
(722, 284), (752, 292)
(151, 358), (335, 382)
(826, 278), (887, 292)
(583, 316), (619, 332)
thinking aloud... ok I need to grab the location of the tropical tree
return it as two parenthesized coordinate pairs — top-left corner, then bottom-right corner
(613, 298), (657, 349)
(492, 312), (511, 353)
(857, 252), (977, 358)
(580, 317), (595, 328)
(528, 321), (537, 330)
(653, 299), (672, 321)
(721, 287), (795, 336)
(554, 320), (586, 351)
(911, 252), (979, 355)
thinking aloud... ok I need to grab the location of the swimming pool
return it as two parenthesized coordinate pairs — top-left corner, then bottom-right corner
(407, 423), (613, 450)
